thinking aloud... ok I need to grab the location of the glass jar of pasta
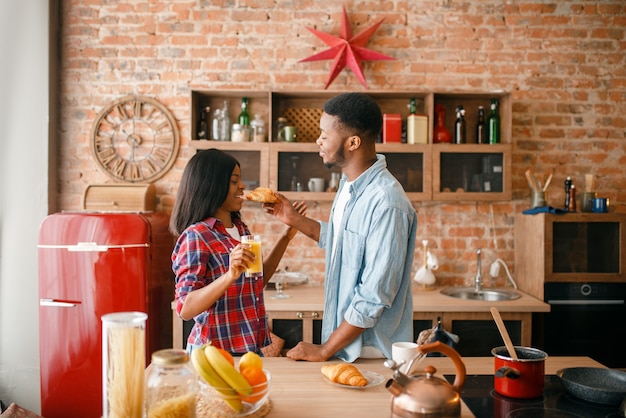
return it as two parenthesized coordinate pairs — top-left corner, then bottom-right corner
(102, 311), (147, 418)
(145, 349), (197, 418)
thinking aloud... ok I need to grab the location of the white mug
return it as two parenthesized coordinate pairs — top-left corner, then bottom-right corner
(308, 177), (325, 192)
(392, 341), (420, 375)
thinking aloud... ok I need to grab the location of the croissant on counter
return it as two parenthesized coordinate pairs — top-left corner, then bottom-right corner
(245, 187), (279, 203)
(321, 363), (368, 387)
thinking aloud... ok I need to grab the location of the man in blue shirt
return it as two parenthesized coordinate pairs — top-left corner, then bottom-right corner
(267, 93), (417, 362)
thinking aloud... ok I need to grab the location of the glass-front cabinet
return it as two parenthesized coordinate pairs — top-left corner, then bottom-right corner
(189, 89), (512, 202)
(515, 212), (626, 299)
(433, 144), (512, 201)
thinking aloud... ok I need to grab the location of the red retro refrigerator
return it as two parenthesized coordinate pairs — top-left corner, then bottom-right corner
(38, 212), (175, 418)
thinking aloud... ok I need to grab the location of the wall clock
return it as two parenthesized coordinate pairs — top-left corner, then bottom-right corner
(90, 95), (180, 183)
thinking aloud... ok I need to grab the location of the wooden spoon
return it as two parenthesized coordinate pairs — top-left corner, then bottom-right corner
(490, 307), (518, 360)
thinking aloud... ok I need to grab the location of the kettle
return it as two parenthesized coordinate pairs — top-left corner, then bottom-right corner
(385, 341), (466, 418)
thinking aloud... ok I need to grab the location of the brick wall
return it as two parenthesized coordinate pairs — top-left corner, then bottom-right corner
(56, 1), (626, 286)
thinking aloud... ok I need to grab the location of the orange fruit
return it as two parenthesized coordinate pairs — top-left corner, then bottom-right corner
(240, 366), (267, 403)
(238, 351), (263, 372)
(216, 347), (235, 366)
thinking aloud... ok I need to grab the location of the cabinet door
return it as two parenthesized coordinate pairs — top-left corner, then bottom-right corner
(379, 143), (431, 201)
(267, 310), (323, 348)
(441, 312), (530, 357)
(450, 318), (522, 357)
(433, 143), (512, 201)
(269, 142), (431, 201)
(269, 142), (337, 200)
(192, 141), (270, 190)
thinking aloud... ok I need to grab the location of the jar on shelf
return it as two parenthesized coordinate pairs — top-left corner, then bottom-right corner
(231, 123), (250, 142)
(275, 116), (289, 141)
(145, 349), (197, 418)
(250, 114), (266, 142)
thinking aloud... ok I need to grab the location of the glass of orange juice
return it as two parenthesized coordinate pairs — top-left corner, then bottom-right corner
(241, 234), (263, 278)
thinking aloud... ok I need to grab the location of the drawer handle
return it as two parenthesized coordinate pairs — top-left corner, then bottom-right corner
(297, 312), (319, 319)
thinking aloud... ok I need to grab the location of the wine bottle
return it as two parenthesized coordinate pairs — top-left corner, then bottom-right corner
(454, 105), (466, 144)
(476, 105), (486, 144)
(197, 106), (210, 140)
(488, 99), (500, 144)
(238, 97), (250, 126)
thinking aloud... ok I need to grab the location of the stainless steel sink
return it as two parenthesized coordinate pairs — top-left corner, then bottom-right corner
(440, 287), (520, 301)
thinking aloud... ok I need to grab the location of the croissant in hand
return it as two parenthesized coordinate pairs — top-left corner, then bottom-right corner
(321, 363), (368, 387)
(245, 187), (279, 203)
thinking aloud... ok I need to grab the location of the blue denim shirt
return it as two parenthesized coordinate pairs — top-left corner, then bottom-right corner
(319, 154), (417, 362)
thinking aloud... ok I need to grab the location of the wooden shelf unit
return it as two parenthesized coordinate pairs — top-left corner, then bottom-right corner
(189, 89), (512, 202)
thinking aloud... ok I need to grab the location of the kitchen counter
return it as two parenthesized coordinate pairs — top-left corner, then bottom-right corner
(264, 283), (550, 313)
(173, 285), (549, 350)
(264, 283), (549, 348)
(257, 356), (605, 418)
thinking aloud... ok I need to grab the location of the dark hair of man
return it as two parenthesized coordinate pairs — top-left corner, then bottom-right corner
(323, 92), (383, 143)
(170, 148), (240, 235)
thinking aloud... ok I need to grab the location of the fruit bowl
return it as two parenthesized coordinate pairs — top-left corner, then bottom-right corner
(196, 369), (271, 417)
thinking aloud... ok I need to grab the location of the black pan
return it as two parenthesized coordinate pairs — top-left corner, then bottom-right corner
(556, 367), (626, 405)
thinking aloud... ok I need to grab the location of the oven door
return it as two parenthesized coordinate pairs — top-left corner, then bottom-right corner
(536, 282), (625, 368)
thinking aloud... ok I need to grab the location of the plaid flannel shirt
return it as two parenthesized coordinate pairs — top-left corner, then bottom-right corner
(172, 217), (270, 354)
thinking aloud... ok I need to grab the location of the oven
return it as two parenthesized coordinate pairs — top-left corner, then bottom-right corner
(532, 282), (626, 369)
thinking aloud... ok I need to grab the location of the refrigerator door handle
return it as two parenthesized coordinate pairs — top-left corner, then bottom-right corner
(40, 298), (81, 307)
(38, 242), (149, 251)
(68, 242), (109, 252)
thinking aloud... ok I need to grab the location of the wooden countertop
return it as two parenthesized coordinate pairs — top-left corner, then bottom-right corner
(259, 356), (605, 418)
(264, 283), (550, 313)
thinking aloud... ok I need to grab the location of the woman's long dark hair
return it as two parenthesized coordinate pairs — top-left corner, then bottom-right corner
(169, 148), (240, 235)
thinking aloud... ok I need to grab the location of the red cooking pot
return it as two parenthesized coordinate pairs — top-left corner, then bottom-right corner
(492, 346), (548, 399)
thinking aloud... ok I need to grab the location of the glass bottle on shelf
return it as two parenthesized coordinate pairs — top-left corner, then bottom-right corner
(220, 100), (230, 141)
(328, 172), (340, 192)
(406, 98), (417, 144)
(197, 106), (210, 140)
(211, 108), (222, 141)
(476, 105), (486, 144)
(238, 97), (250, 126)
(488, 99), (500, 144)
(237, 97), (251, 141)
(454, 105), (466, 144)
(290, 156), (300, 191)
(433, 104), (451, 143)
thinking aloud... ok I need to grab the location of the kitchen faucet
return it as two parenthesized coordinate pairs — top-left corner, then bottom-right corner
(474, 248), (482, 291)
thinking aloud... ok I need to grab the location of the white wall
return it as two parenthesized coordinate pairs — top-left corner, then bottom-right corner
(0, 0), (49, 412)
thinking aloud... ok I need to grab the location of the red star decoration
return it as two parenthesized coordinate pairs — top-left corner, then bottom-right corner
(300, 7), (395, 89)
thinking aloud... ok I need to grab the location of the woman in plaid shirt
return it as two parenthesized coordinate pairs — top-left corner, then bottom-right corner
(170, 149), (305, 355)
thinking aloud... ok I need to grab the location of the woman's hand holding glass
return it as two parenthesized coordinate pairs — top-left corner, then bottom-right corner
(229, 243), (257, 279)
(241, 235), (262, 277)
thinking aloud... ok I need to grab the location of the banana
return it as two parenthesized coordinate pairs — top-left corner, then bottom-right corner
(204, 344), (253, 396)
(191, 345), (243, 412)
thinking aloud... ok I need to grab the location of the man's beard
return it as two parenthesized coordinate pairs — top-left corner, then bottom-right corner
(323, 147), (345, 170)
